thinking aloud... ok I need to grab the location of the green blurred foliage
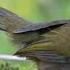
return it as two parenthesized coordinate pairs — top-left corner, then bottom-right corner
(0, 31), (17, 54)
(0, 0), (70, 21)
(0, 60), (37, 70)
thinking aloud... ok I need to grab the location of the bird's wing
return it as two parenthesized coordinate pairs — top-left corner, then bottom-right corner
(0, 7), (27, 23)
(15, 50), (70, 70)
(15, 50), (70, 63)
(0, 7), (68, 33)
(14, 20), (67, 33)
(0, 7), (32, 32)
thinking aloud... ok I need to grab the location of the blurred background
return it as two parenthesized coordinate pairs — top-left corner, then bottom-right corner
(0, 0), (70, 70)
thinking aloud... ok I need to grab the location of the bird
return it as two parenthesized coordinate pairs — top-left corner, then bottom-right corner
(15, 21), (70, 70)
(0, 7), (70, 70)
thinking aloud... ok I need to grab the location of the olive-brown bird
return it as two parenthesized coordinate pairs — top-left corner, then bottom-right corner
(0, 7), (70, 70)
